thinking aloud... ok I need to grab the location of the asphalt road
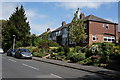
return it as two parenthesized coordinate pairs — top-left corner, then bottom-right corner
(1, 54), (112, 79)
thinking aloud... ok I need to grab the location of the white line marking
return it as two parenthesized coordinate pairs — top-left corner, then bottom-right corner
(22, 63), (39, 70)
(51, 73), (62, 78)
(8, 59), (17, 63)
(2, 57), (5, 59)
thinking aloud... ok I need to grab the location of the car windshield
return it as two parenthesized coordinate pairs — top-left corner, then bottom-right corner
(21, 49), (30, 52)
(9, 49), (16, 52)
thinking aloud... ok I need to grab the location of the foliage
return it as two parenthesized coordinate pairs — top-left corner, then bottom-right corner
(78, 56), (93, 65)
(57, 46), (64, 52)
(63, 45), (70, 55)
(75, 46), (82, 53)
(39, 32), (49, 40)
(46, 40), (60, 47)
(2, 5), (30, 51)
(68, 52), (85, 63)
(51, 52), (66, 61)
(66, 52), (74, 60)
(68, 8), (87, 45)
(69, 47), (75, 52)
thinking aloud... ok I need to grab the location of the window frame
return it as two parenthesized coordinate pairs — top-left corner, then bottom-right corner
(106, 24), (109, 30)
(92, 35), (96, 41)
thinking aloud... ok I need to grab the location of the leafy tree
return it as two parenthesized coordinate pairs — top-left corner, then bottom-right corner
(39, 32), (49, 40)
(68, 8), (87, 46)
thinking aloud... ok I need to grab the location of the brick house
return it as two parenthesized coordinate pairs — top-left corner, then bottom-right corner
(42, 13), (118, 46)
(118, 32), (120, 43)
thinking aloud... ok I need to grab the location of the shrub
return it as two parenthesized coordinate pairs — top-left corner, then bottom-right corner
(57, 46), (64, 52)
(38, 53), (48, 58)
(78, 56), (93, 65)
(63, 45), (70, 55)
(70, 47), (75, 52)
(51, 52), (66, 60)
(69, 52), (85, 63)
(75, 46), (82, 53)
(66, 52), (74, 60)
(57, 51), (65, 56)
(47, 40), (60, 47)
(32, 52), (39, 57)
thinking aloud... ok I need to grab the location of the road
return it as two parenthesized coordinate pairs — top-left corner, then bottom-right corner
(1, 54), (113, 79)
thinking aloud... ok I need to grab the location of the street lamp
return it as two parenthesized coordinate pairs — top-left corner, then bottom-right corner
(13, 35), (16, 50)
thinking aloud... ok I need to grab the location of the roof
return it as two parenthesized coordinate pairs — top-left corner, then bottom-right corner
(51, 14), (117, 32)
(84, 15), (116, 24)
(52, 23), (70, 32)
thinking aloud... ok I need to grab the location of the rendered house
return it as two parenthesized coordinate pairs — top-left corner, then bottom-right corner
(43, 13), (118, 46)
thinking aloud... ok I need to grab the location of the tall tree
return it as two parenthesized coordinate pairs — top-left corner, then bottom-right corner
(68, 8), (87, 46)
(2, 5), (31, 50)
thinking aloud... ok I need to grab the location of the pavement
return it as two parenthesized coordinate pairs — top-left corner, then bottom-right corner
(32, 57), (120, 78)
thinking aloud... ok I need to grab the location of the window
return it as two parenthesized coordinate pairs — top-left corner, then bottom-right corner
(84, 23), (87, 29)
(103, 36), (115, 42)
(106, 24), (109, 30)
(102, 24), (104, 27)
(92, 35), (96, 41)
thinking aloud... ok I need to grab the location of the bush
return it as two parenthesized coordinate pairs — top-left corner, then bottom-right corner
(32, 52), (39, 57)
(38, 53), (48, 58)
(29, 47), (36, 53)
(66, 52), (74, 60)
(57, 51), (65, 56)
(69, 52), (85, 63)
(63, 45), (70, 54)
(51, 52), (66, 60)
(57, 46), (64, 52)
(47, 40), (60, 47)
(78, 56), (93, 65)
(70, 47), (75, 52)
(75, 46), (82, 53)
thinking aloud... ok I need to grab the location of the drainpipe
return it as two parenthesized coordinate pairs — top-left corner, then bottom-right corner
(114, 23), (117, 44)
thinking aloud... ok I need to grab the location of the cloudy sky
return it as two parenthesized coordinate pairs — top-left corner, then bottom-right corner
(1, 0), (120, 35)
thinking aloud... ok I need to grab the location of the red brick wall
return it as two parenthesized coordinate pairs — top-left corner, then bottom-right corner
(88, 21), (118, 45)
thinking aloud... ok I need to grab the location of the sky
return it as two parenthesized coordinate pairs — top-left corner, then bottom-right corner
(1, 0), (120, 35)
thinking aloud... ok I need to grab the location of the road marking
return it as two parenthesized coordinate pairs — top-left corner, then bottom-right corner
(50, 73), (62, 78)
(2, 57), (5, 59)
(22, 63), (39, 70)
(8, 59), (17, 63)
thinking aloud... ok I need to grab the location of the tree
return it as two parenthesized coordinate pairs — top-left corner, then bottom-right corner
(39, 32), (49, 40)
(2, 5), (30, 50)
(68, 8), (87, 46)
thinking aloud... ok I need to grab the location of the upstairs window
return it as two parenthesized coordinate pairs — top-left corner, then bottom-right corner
(106, 24), (109, 30)
(102, 24), (104, 27)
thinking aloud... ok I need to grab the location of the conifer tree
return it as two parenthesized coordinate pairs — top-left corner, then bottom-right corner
(2, 5), (31, 50)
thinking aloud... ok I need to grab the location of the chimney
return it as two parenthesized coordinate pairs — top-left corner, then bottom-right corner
(47, 28), (50, 32)
(80, 13), (85, 19)
(62, 21), (66, 26)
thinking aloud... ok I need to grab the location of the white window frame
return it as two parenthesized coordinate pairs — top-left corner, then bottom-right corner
(92, 35), (96, 41)
(102, 24), (104, 27)
(103, 36), (115, 42)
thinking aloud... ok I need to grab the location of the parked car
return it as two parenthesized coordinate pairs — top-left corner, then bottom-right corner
(0, 48), (4, 54)
(7, 49), (17, 56)
(14, 49), (32, 59)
